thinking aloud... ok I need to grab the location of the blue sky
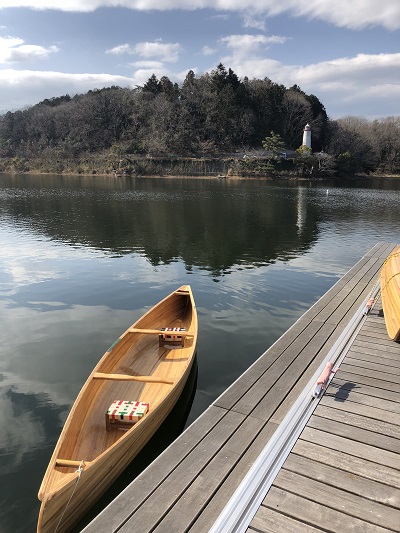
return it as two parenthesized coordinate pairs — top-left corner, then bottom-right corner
(0, 1), (399, 119)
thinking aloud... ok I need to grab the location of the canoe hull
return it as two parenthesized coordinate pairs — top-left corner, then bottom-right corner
(381, 246), (400, 341)
(37, 286), (197, 532)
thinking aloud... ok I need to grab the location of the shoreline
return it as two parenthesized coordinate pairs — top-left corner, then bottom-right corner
(1, 170), (400, 180)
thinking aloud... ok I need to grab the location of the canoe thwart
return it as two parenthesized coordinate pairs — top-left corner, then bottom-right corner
(92, 372), (174, 384)
(55, 459), (86, 468)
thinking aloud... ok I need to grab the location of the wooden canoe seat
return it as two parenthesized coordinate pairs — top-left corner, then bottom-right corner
(106, 400), (149, 431)
(129, 327), (191, 337)
(158, 327), (186, 347)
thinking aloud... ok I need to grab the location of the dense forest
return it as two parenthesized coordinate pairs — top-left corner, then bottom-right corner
(0, 64), (399, 177)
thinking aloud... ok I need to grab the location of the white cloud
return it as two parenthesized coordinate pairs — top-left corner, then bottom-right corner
(219, 51), (400, 118)
(0, 69), (136, 111)
(129, 67), (171, 86)
(0, 35), (59, 64)
(134, 41), (181, 62)
(242, 14), (266, 31)
(0, 1), (399, 30)
(130, 60), (164, 68)
(220, 34), (287, 60)
(106, 43), (131, 55)
(201, 45), (215, 56)
(107, 40), (181, 62)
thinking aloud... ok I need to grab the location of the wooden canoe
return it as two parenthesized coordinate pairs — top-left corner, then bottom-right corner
(37, 285), (198, 533)
(381, 246), (400, 341)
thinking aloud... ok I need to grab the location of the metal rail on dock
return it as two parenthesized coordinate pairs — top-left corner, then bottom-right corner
(209, 282), (381, 533)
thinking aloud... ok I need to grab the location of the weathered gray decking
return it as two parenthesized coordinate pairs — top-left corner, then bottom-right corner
(249, 295), (400, 533)
(83, 242), (400, 533)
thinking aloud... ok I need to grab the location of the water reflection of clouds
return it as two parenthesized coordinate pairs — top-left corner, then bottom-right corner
(0, 375), (50, 471)
(0, 301), (134, 405)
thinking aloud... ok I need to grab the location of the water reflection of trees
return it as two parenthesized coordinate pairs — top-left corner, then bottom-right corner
(1, 177), (324, 275)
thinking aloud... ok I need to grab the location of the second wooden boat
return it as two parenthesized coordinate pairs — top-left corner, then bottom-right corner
(381, 245), (400, 341)
(37, 285), (198, 532)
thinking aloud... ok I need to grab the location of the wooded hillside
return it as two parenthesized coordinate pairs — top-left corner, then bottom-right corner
(0, 64), (399, 177)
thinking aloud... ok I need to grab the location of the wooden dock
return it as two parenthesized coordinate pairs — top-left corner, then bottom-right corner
(83, 242), (400, 533)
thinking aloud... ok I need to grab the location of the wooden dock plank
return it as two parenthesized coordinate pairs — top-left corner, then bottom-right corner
(250, 324), (337, 421)
(330, 377), (400, 403)
(215, 244), (392, 413)
(219, 320), (327, 416)
(214, 319), (312, 411)
(333, 371), (400, 394)
(357, 328), (394, 341)
(332, 391), (400, 416)
(307, 414), (400, 452)
(292, 439), (400, 488)
(352, 337), (400, 355)
(115, 410), (247, 532)
(339, 362), (400, 385)
(346, 354), (400, 376)
(320, 393), (400, 426)
(314, 404), (400, 438)
(273, 469), (400, 530)
(282, 453), (400, 509)
(187, 421), (280, 533)
(270, 327), (343, 426)
(347, 348), (400, 366)
(300, 426), (400, 469)
(248, 505), (324, 532)
(143, 448), (240, 533)
(262, 487), (394, 533)
(341, 357), (400, 377)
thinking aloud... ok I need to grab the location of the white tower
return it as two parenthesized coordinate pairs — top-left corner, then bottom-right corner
(302, 123), (311, 149)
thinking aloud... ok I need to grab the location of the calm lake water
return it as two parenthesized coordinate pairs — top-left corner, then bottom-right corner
(1, 174), (400, 532)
